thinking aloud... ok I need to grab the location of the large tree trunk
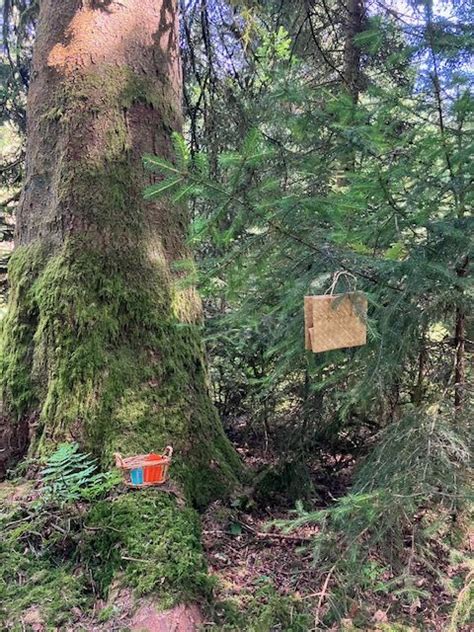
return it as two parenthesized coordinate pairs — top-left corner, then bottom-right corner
(0, 0), (240, 622)
(0, 0), (240, 539)
(1, 0), (239, 494)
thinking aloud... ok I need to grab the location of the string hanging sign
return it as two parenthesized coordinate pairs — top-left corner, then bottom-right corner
(304, 272), (367, 353)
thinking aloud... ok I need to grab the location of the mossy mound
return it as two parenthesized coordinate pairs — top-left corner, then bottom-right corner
(0, 553), (88, 630)
(0, 490), (89, 629)
(0, 479), (318, 630)
(0, 485), (214, 629)
(83, 491), (213, 605)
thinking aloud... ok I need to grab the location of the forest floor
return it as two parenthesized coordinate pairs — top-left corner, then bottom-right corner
(199, 422), (473, 631)
(1, 424), (471, 631)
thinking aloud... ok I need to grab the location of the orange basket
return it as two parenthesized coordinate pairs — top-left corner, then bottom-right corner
(114, 446), (173, 488)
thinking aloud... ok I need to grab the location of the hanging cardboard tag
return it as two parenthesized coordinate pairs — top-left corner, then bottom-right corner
(304, 291), (367, 353)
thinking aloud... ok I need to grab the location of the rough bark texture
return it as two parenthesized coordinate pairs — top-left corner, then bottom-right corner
(1, 0), (240, 494)
(336, 0), (365, 187)
(342, 0), (364, 104)
(0, 1), (241, 622)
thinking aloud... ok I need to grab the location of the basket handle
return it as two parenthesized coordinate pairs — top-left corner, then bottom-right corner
(325, 271), (357, 295)
(114, 452), (125, 468)
(164, 446), (173, 459)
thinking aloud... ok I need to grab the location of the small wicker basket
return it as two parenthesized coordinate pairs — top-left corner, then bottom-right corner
(114, 447), (173, 488)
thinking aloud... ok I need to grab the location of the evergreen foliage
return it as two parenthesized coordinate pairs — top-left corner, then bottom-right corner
(147, 1), (473, 622)
(149, 2), (472, 442)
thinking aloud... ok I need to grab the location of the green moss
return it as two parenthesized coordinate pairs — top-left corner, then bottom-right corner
(1, 238), (241, 506)
(0, 243), (45, 419)
(58, 159), (144, 236)
(83, 492), (213, 606)
(42, 65), (180, 133)
(0, 503), (91, 629)
(0, 491), (212, 627)
(0, 553), (88, 630)
(0, 557), (88, 629)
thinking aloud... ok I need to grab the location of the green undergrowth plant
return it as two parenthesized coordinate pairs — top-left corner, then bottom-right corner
(273, 407), (472, 625)
(40, 442), (121, 504)
(447, 565), (474, 632)
(0, 448), (95, 627)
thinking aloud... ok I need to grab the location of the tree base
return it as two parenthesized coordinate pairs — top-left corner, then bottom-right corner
(1, 483), (213, 629)
(0, 239), (241, 504)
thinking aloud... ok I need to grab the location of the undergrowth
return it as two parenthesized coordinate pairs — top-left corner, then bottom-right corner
(40, 442), (121, 504)
(274, 407), (472, 627)
(0, 409), (471, 631)
(209, 580), (312, 632)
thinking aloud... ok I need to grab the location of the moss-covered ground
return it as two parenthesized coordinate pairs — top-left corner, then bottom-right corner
(0, 480), (312, 631)
(1, 453), (471, 631)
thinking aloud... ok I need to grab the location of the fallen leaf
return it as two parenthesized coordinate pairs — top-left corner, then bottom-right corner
(373, 609), (388, 623)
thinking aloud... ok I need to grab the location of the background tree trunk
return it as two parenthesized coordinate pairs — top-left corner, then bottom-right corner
(336, 0), (365, 186)
(343, 0), (364, 104)
(0, 0), (240, 500)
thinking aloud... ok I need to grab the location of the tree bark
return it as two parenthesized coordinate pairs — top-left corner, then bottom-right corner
(0, 0), (241, 545)
(336, 0), (365, 186)
(343, 0), (364, 104)
(1, 0), (240, 488)
(0, 0), (241, 620)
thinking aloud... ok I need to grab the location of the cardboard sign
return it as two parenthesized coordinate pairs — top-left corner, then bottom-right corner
(304, 292), (367, 353)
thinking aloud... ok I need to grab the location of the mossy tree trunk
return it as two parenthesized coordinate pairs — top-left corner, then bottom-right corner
(1, 2), (241, 619)
(0, 0), (240, 498)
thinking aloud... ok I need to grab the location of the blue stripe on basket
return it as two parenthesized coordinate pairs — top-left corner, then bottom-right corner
(130, 467), (144, 485)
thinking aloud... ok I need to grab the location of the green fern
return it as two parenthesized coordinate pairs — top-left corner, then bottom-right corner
(40, 443), (119, 504)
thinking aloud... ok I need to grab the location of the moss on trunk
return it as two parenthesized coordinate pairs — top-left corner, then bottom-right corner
(1, 236), (240, 505)
(0, 1), (241, 623)
(1, 0), (240, 501)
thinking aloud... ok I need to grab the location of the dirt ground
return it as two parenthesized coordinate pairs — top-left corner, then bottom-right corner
(200, 432), (473, 632)
(1, 428), (472, 631)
